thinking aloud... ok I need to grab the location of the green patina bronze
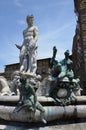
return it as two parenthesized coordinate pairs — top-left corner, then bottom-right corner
(48, 47), (81, 106)
(15, 77), (47, 124)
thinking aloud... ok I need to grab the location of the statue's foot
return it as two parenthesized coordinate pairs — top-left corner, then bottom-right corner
(45, 93), (49, 97)
(41, 118), (47, 124)
(29, 106), (34, 112)
(40, 111), (47, 124)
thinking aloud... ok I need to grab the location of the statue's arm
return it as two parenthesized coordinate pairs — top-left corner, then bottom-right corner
(15, 44), (22, 50)
(50, 46), (58, 68)
(53, 46), (57, 59)
(33, 27), (38, 43)
(30, 85), (37, 111)
(18, 84), (23, 103)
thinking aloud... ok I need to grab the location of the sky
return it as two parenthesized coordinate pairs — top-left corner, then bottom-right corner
(0, 0), (76, 72)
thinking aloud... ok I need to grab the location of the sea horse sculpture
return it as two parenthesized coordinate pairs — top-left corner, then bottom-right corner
(0, 76), (11, 95)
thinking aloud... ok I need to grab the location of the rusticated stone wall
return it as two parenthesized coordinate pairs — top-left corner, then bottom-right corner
(73, 0), (86, 94)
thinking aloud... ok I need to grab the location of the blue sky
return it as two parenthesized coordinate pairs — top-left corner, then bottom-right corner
(0, 0), (76, 72)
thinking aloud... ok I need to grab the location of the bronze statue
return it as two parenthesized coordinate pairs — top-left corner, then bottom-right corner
(47, 47), (81, 105)
(15, 77), (47, 124)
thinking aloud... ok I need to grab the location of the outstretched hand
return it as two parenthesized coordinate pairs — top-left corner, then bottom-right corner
(15, 44), (22, 50)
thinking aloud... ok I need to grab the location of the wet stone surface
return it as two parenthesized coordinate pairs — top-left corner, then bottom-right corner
(0, 119), (86, 130)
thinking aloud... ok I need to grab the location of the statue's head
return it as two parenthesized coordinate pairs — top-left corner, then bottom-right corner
(26, 15), (34, 26)
(11, 71), (20, 80)
(20, 77), (27, 84)
(64, 50), (70, 57)
(67, 61), (73, 71)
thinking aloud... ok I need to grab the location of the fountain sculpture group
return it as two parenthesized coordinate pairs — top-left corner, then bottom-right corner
(0, 15), (84, 124)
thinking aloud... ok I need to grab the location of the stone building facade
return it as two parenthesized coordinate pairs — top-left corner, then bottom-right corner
(72, 0), (86, 94)
(4, 63), (20, 80)
(4, 58), (51, 80)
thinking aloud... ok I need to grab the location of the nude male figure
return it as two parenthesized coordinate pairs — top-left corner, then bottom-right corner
(16, 15), (38, 74)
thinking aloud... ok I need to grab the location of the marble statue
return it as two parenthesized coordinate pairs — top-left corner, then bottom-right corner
(10, 71), (20, 95)
(0, 76), (11, 95)
(16, 15), (38, 74)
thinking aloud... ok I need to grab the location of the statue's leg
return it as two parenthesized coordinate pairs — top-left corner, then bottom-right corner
(26, 54), (30, 73)
(20, 57), (27, 72)
(36, 102), (47, 124)
(31, 51), (37, 74)
(19, 46), (26, 66)
(26, 51), (33, 73)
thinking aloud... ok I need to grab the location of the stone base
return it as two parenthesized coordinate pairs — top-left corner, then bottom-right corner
(0, 122), (86, 130)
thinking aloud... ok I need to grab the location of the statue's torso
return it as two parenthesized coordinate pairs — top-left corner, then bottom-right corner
(19, 83), (33, 100)
(23, 26), (37, 43)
